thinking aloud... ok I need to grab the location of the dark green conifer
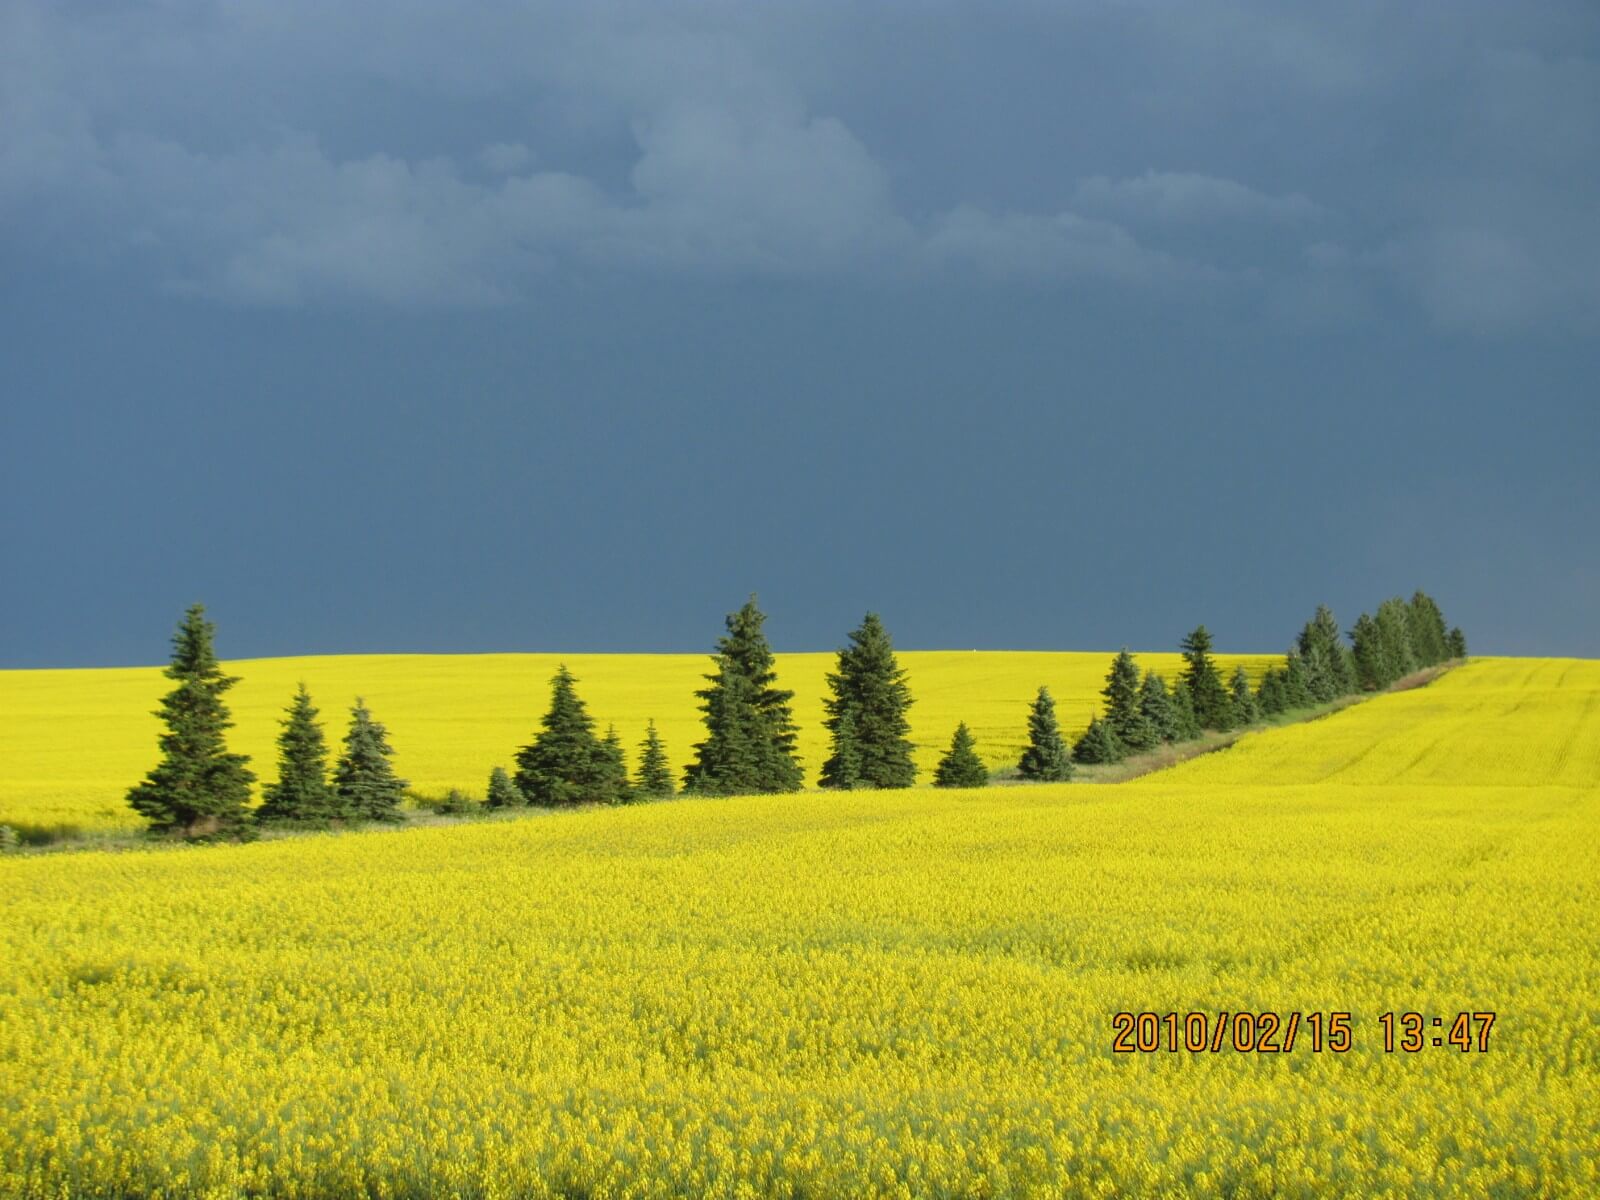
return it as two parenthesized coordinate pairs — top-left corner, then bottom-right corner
(127, 603), (255, 837)
(1179, 626), (1232, 731)
(633, 721), (675, 798)
(515, 667), (627, 807)
(1169, 677), (1202, 740)
(1255, 667), (1288, 716)
(684, 596), (803, 794)
(601, 725), (632, 804)
(1229, 665), (1258, 726)
(1408, 591), (1450, 666)
(1375, 597), (1418, 682)
(1446, 627), (1468, 659)
(255, 683), (336, 824)
(822, 708), (864, 790)
(821, 613), (916, 789)
(1102, 650), (1157, 750)
(485, 766), (523, 809)
(1138, 671), (1180, 743)
(1349, 612), (1388, 690)
(1281, 650), (1315, 709)
(1297, 606), (1355, 700)
(933, 722), (988, 788)
(1072, 714), (1125, 764)
(333, 698), (409, 822)
(1017, 686), (1073, 781)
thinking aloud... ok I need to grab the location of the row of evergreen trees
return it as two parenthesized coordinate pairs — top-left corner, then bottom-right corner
(125, 605), (408, 837)
(126, 590), (1465, 833)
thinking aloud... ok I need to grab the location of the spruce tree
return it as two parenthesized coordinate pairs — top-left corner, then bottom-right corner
(1179, 626), (1233, 731)
(485, 766), (523, 809)
(1408, 591), (1450, 666)
(684, 596), (804, 794)
(601, 725), (632, 804)
(1375, 597), (1418, 682)
(1228, 665), (1258, 726)
(515, 667), (626, 806)
(256, 684), (336, 825)
(333, 699), (409, 822)
(1169, 677), (1202, 740)
(1349, 612), (1388, 690)
(821, 613), (916, 790)
(682, 662), (764, 795)
(1072, 714), (1125, 764)
(127, 603), (255, 837)
(1102, 650), (1156, 751)
(1281, 650), (1315, 709)
(933, 722), (988, 788)
(1017, 686), (1073, 781)
(1138, 671), (1180, 743)
(1297, 606), (1355, 700)
(1446, 627), (1468, 659)
(821, 708), (863, 790)
(633, 721), (676, 799)
(1255, 667), (1287, 716)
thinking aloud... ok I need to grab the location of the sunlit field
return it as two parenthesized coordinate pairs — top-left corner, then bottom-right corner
(0, 649), (1277, 833)
(1, 657), (1596, 1197)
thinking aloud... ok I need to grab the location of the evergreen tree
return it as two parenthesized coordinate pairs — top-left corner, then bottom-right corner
(821, 613), (916, 789)
(1102, 650), (1157, 750)
(1255, 666), (1287, 716)
(1138, 671), (1180, 743)
(515, 667), (627, 806)
(1179, 626), (1233, 731)
(1375, 597), (1418, 682)
(333, 699), (409, 822)
(127, 603), (255, 837)
(485, 766), (523, 809)
(1281, 650), (1315, 709)
(1297, 606), (1355, 700)
(633, 721), (676, 799)
(1169, 677), (1202, 739)
(684, 596), (804, 794)
(1446, 627), (1468, 659)
(682, 662), (764, 795)
(1072, 714), (1125, 764)
(820, 708), (863, 790)
(601, 725), (632, 804)
(1017, 686), (1073, 781)
(1349, 612), (1389, 690)
(933, 722), (988, 788)
(255, 683), (336, 825)
(1228, 665), (1259, 726)
(1408, 591), (1450, 666)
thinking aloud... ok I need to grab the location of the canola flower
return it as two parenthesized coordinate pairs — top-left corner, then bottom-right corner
(0, 649), (1277, 833)
(0, 657), (1596, 1196)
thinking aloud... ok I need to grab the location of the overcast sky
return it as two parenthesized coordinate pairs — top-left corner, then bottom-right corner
(2, 1), (1597, 666)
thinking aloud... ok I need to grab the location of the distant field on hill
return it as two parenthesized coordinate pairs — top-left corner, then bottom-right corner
(1, 657), (1596, 1197)
(0, 649), (1277, 833)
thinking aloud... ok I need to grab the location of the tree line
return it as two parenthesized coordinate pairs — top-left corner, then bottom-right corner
(126, 592), (1465, 837)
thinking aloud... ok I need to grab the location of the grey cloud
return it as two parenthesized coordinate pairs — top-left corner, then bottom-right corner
(1, 0), (1594, 330)
(1073, 171), (1328, 225)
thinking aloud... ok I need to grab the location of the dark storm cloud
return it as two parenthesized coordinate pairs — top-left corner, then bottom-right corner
(2, 2), (1597, 666)
(4, 1), (1594, 328)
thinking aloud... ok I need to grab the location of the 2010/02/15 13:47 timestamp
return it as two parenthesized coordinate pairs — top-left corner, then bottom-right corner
(1110, 1011), (1497, 1054)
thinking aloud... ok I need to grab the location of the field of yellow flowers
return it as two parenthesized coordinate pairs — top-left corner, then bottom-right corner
(1, 657), (1596, 1197)
(0, 649), (1276, 833)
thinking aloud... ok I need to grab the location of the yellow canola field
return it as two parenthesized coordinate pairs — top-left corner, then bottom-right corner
(1, 657), (1597, 1197)
(0, 649), (1276, 834)
(1160, 656), (1600, 788)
